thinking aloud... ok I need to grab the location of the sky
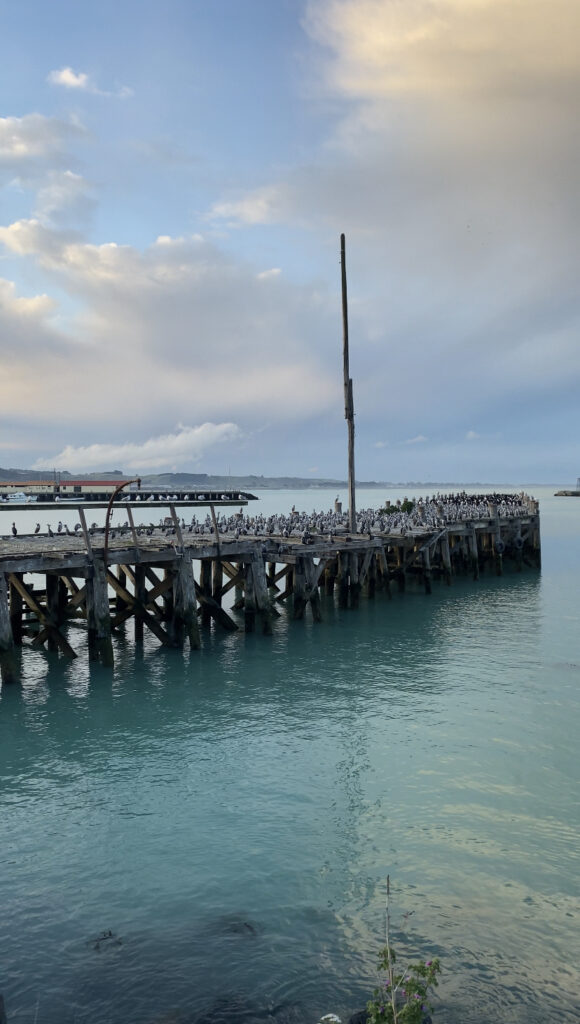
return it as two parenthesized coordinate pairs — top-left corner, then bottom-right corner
(1, 0), (578, 484)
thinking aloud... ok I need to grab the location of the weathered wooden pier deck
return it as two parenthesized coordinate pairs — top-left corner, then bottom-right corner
(0, 503), (541, 685)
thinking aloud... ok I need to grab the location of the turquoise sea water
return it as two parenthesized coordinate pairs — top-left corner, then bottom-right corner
(0, 486), (578, 1024)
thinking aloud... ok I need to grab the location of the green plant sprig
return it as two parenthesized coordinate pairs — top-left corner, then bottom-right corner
(366, 876), (441, 1024)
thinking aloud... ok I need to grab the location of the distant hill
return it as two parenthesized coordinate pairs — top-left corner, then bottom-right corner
(139, 472), (384, 489)
(0, 467), (124, 482)
(0, 467), (532, 489)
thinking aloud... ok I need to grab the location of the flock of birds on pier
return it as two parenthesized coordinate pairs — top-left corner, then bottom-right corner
(4, 492), (532, 544)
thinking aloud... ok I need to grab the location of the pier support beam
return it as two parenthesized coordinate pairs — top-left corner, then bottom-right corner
(134, 565), (146, 643)
(337, 553), (349, 608)
(441, 534), (452, 585)
(493, 533), (504, 576)
(212, 559), (223, 606)
(251, 553), (273, 634)
(349, 551), (360, 608)
(243, 561), (256, 632)
(116, 567), (127, 615)
(422, 548), (432, 595)
(304, 557), (323, 622)
(86, 559), (114, 668)
(325, 557), (337, 595)
(9, 573), (23, 645)
(200, 560), (212, 628)
(468, 530), (480, 580)
(293, 556), (307, 620)
(0, 572), (18, 685)
(46, 575), (60, 653)
(172, 555), (201, 649)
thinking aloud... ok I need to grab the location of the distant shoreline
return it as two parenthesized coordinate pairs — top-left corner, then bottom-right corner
(0, 466), (562, 489)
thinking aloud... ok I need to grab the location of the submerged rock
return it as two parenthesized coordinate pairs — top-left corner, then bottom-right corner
(87, 928), (123, 951)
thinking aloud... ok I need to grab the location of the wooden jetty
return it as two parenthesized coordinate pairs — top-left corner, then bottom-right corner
(0, 501), (541, 686)
(0, 484), (257, 511)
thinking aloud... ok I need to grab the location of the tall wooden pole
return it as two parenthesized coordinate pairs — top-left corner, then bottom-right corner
(341, 233), (356, 532)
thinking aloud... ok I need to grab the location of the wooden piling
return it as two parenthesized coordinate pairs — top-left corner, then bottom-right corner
(337, 553), (349, 608)
(305, 557), (323, 623)
(349, 551), (360, 608)
(251, 552), (273, 635)
(200, 559), (212, 628)
(468, 529), (480, 580)
(293, 556), (307, 620)
(441, 534), (452, 585)
(134, 565), (146, 643)
(172, 554), (201, 649)
(0, 572), (17, 684)
(9, 573), (23, 645)
(422, 547), (432, 595)
(212, 558), (223, 606)
(243, 560), (256, 632)
(86, 558), (114, 667)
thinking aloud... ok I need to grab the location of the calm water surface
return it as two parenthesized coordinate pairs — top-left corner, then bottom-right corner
(0, 486), (578, 1024)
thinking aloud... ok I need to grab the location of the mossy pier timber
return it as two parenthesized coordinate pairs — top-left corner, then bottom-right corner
(0, 499), (541, 685)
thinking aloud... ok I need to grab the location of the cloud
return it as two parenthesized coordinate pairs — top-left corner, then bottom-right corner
(466, 429), (502, 442)
(47, 66), (133, 98)
(33, 423), (243, 473)
(304, 0), (580, 100)
(48, 67), (91, 91)
(204, 0), (580, 450)
(257, 268), (281, 280)
(405, 435), (428, 445)
(210, 185), (287, 226)
(0, 277), (56, 321)
(0, 221), (341, 451)
(0, 114), (85, 181)
(34, 170), (96, 229)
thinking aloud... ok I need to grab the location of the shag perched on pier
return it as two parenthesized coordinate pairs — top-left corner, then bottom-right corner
(11, 522), (17, 536)
(35, 523), (40, 534)
(47, 524), (54, 537)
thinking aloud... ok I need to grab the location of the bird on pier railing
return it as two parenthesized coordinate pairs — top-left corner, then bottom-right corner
(35, 523), (40, 534)
(47, 524), (54, 537)
(65, 524), (72, 536)
(12, 522), (17, 536)
(74, 523), (81, 532)
(57, 521), (63, 533)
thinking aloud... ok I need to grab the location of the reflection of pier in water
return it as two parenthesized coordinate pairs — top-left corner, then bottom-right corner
(0, 501), (541, 685)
